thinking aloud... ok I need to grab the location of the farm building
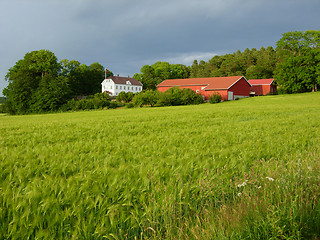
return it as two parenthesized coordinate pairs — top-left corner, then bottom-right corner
(248, 79), (277, 96)
(101, 76), (143, 96)
(157, 76), (251, 101)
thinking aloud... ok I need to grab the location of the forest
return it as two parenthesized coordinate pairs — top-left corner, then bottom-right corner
(134, 30), (320, 93)
(2, 30), (320, 114)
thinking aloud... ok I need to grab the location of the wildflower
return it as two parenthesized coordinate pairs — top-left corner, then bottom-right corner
(237, 192), (242, 197)
(257, 186), (262, 189)
(237, 180), (248, 188)
(266, 177), (274, 181)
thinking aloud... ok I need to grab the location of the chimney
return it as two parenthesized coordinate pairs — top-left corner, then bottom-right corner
(128, 75), (130, 78)
(117, 74), (119, 77)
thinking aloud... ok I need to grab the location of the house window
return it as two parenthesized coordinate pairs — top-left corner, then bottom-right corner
(196, 90), (199, 93)
(116, 86), (118, 89)
(110, 86), (112, 89)
(120, 86), (122, 90)
(124, 86), (126, 90)
(136, 87), (137, 91)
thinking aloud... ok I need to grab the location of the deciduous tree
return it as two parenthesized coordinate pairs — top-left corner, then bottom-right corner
(4, 50), (61, 114)
(275, 30), (320, 93)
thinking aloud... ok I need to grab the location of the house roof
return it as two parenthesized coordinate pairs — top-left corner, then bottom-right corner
(107, 76), (143, 86)
(248, 79), (274, 85)
(157, 76), (249, 90)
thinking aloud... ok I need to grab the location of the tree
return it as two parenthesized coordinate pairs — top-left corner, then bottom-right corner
(30, 75), (71, 112)
(275, 30), (320, 93)
(3, 49), (111, 114)
(4, 50), (61, 114)
(60, 60), (111, 96)
(133, 62), (190, 90)
(133, 65), (157, 90)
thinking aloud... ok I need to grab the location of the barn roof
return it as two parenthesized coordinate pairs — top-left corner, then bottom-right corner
(248, 79), (274, 85)
(157, 76), (249, 90)
(107, 76), (143, 86)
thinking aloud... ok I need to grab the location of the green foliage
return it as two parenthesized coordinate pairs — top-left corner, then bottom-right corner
(116, 91), (134, 103)
(209, 92), (222, 104)
(4, 50), (112, 114)
(60, 60), (111, 96)
(157, 87), (204, 106)
(275, 30), (320, 93)
(0, 97), (6, 104)
(30, 75), (71, 113)
(132, 88), (204, 107)
(0, 104), (5, 113)
(1, 93), (320, 239)
(157, 87), (183, 106)
(190, 47), (277, 79)
(132, 90), (161, 107)
(133, 61), (190, 90)
(126, 102), (134, 108)
(60, 92), (110, 111)
(3, 50), (61, 114)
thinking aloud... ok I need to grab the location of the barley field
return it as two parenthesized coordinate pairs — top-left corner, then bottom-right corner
(1, 93), (320, 239)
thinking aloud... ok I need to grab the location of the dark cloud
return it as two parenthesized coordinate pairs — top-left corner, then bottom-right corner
(1, 0), (320, 95)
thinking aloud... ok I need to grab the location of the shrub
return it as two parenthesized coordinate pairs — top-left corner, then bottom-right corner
(160, 87), (183, 106)
(209, 93), (222, 104)
(60, 93), (110, 111)
(180, 88), (204, 105)
(158, 87), (204, 106)
(126, 103), (134, 108)
(0, 104), (5, 113)
(116, 91), (134, 103)
(133, 90), (161, 107)
(108, 101), (118, 109)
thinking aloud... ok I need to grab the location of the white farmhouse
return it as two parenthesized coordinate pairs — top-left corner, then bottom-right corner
(101, 75), (143, 96)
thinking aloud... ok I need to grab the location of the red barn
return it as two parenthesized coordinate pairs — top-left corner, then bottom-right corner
(157, 76), (251, 101)
(248, 79), (277, 96)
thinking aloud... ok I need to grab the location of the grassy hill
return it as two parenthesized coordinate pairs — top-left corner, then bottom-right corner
(1, 93), (320, 239)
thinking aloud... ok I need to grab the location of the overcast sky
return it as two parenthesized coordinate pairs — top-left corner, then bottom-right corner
(1, 0), (319, 96)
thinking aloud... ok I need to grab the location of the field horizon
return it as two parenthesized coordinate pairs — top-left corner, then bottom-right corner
(1, 92), (320, 239)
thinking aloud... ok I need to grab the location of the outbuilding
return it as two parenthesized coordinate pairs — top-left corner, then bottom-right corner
(157, 76), (251, 101)
(248, 79), (277, 96)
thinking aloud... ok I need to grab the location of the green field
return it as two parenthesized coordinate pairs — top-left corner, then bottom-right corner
(1, 93), (320, 239)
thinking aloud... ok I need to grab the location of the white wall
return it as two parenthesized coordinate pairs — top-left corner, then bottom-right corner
(114, 84), (142, 96)
(102, 79), (143, 96)
(101, 79), (115, 95)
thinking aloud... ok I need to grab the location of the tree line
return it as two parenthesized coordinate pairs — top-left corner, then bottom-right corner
(2, 30), (320, 114)
(135, 30), (320, 94)
(3, 50), (113, 114)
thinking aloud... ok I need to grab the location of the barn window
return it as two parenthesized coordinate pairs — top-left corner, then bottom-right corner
(196, 90), (199, 93)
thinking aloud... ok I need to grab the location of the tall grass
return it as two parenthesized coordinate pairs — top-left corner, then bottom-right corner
(0, 92), (320, 239)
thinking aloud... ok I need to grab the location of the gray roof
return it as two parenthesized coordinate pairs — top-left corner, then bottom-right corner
(108, 76), (143, 86)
